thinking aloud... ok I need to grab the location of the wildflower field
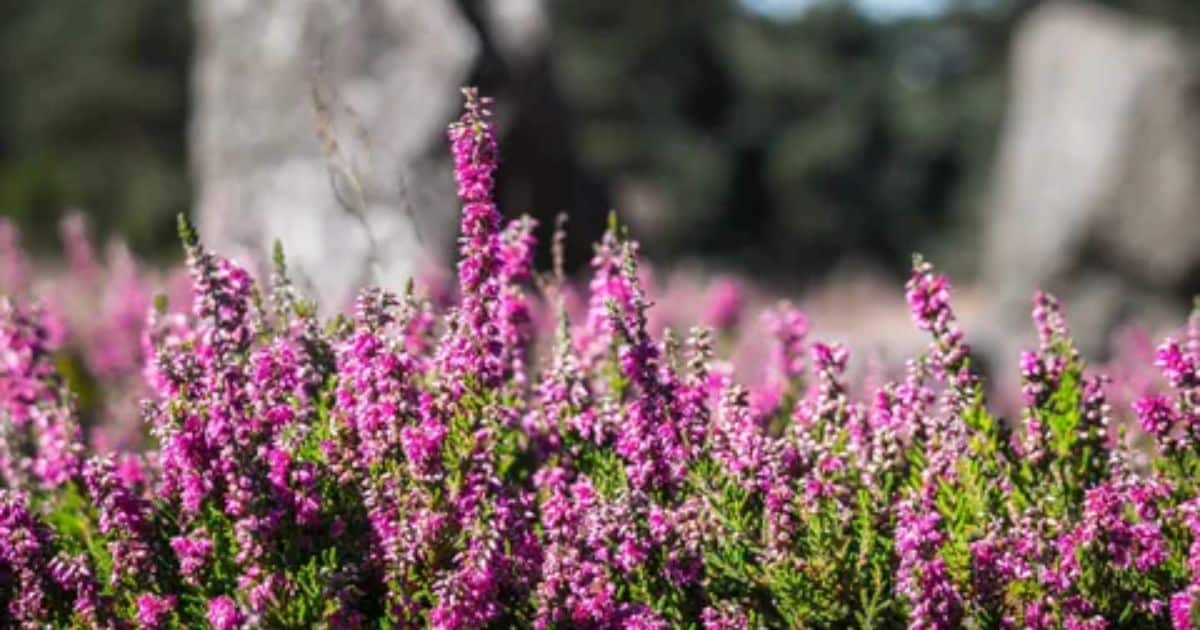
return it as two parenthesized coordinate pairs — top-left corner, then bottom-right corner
(0, 89), (1198, 629)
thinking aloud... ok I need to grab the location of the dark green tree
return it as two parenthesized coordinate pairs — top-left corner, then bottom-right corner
(547, 0), (1031, 281)
(0, 0), (191, 256)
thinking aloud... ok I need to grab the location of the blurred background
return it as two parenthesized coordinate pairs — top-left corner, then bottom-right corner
(3, 0), (1200, 371)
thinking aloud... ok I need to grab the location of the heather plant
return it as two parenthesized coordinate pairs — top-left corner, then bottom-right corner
(0, 210), (182, 454)
(2, 89), (1200, 629)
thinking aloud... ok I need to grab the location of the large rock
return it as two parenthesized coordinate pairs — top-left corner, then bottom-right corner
(982, 2), (1200, 364)
(191, 0), (479, 311)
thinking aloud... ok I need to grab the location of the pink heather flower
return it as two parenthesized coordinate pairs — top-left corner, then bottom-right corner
(36, 297), (68, 351)
(206, 595), (243, 630)
(0, 218), (29, 294)
(497, 216), (537, 386)
(237, 566), (284, 613)
(598, 242), (690, 491)
(170, 533), (214, 583)
(1134, 395), (1176, 438)
(136, 593), (176, 629)
(417, 258), (456, 310)
(1032, 291), (1069, 346)
(1063, 480), (1171, 577)
(0, 299), (83, 488)
(48, 552), (103, 625)
(906, 257), (977, 409)
(1157, 338), (1198, 390)
(31, 405), (83, 488)
(895, 494), (963, 629)
(905, 258), (952, 333)
(399, 410), (447, 481)
(704, 276), (744, 332)
(620, 605), (670, 629)
(178, 218), (256, 363)
(711, 385), (766, 489)
(969, 532), (1024, 606)
(499, 215), (537, 284)
(1020, 350), (1066, 407)
(334, 290), (422, 469)
(445, 86), (506, 388)
(810, 341), (849, 381)
(0, 502), (44, 616)
(1076, 373), (1112, 451)
(83, 457), (154, 584)
(249, 337), (316, 426)
(701, 602), (750, 629)
(141, 306), (192, 400)
(429, 491), (540, 630)
(1024, 601), (1055, 629)
(0, 299), (58, 425)
(581, 226), (634, 364)
(676, 327), (715, 457)
(528, 303), (596, 449)
(116, 453), (146, 486)
(59, 212), (99, 285)
(1171, 586), (1199, 630)
(86, 241), (152, 377)
(764, 302), (808, 383)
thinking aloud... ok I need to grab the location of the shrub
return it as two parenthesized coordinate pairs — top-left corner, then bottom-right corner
(0, 88), (1197, 628)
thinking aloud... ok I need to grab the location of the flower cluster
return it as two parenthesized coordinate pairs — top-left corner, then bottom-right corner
(1, 90), (1200, 629)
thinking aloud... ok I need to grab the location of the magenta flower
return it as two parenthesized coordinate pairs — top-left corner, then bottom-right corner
(905, 259), (952, 333)
(1134, 394), (1177, 438)
(1171, 586), (1199, 630)
(764, 302), (809, 384)
(206, 595), (243, 630)
(895, 493), (963, 629)
(703, 276), (744, 333)
(171, 533), (214, 584)
(0, 218), (29, 295)
(136, 593), (176, 629)
(59, 212), (99, 286)
(0, 299), (57, 426)
(1157, 338), (1199, 390)
(445, 87), (506, 388)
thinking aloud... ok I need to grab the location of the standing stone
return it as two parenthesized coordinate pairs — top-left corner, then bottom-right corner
(191, 0), (479, 311)
(982, 1), (1200, 364)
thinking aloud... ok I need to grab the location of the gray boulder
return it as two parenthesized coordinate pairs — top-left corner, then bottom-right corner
(982, 1), (1200, 364)
(191, 0), (479, 311)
